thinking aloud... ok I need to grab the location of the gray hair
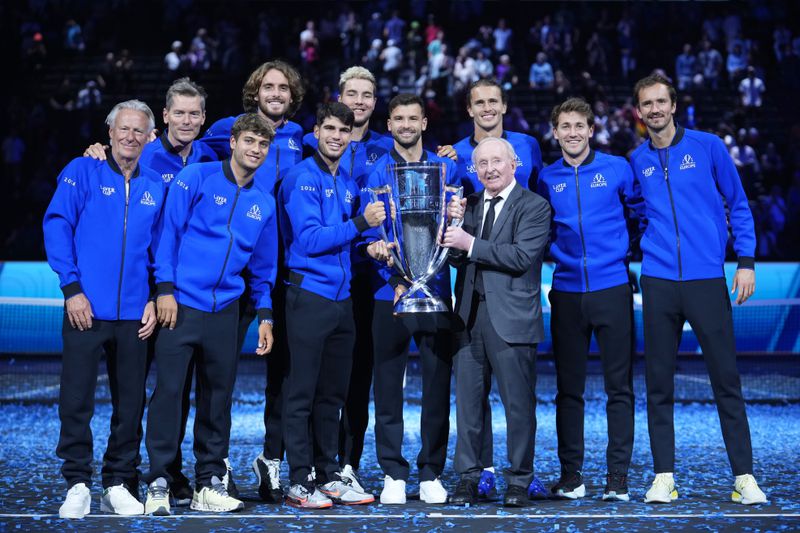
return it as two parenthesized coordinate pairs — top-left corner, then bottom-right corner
(471, 136), (518, 167)
(105, 100), (156, 132)
(338, 66), (377, 94)
(165, 77), (207, 111)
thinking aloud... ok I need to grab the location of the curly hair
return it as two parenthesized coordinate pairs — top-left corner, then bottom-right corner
(241, 60), (305, 117)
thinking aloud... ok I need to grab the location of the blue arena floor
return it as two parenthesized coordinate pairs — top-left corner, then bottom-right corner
(0, 357), (799, 532)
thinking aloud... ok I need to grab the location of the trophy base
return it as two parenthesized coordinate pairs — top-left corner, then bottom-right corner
(393, 297), (447, 315)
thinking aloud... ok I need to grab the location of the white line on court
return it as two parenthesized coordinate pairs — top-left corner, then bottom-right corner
(0, 513), (798, 519)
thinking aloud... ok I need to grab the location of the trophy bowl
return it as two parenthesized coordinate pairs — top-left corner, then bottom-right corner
(369, 162), (462, 315)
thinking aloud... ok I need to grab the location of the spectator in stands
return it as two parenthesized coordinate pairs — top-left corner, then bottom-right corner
(299, 20), (319, 62)
(115, 49), (134, 92)
(425, 14), (441, 45)
(384, 10), (406, 47)
(738, 66), (765, 108)
(553, 70), (571, 96)
(64, 19), (85, 53)
(453, 47), (478, 93)
(773, 22), (792, 62)
(339, 9), (362, 63)
(474, 50), (493, 79)
(23, 31), (47, 71)
(496, 54), (518, 90)
(493, 18), (512, 56)
(1, 127), (25, 187)
(529, 52), (554, 89)
(49, 77), (75, 111)
(722, 8), (742, 49)
(76, 81), (101, 110)
(165, 41), (183, 72)
(675, 44), (697, 91)
(191, 28), (215, 66)
(760, 142), (784, 186)
(406, 20), (425, 70)
(380, 39), (403, 91)
(363, 38), (383, 76)
(366, 12), (385, 45)
(726, 43), (748, 84)
(617, 17), (637, 79)
(728, 133), (760, 197)
(585, 32), (609, 76)
(698, 39), (723, 89)
(477, 24), (493, 58)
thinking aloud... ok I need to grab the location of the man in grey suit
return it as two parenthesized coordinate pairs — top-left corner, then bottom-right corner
(443, 136), (550, 507)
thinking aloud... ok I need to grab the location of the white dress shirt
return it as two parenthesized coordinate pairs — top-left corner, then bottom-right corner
(467, 180), (518, 257)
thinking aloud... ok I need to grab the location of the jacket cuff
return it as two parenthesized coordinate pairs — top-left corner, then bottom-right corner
(737, 256), (755, 270)
(62, 282), (83, 299)
(257, 308), (273, 322)
(352, 215), (370, 233)
(388, 275), (406, 290)
(156, 282), (174, 295)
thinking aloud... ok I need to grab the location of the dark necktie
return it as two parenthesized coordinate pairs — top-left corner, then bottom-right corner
(475, 196), (502, 296)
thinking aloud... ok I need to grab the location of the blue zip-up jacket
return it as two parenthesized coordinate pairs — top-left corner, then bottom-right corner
(629, 126), (756, 281)
(139, 131), (218, 184)
(43, 156), (165, 320)
(303, 129), (394, 188)
(199, 115), (303, 195)
(453, 130), (543, 195)
(361, 149), (458, 302)
(538, 150), (645, 292)
(154, 160), (278, 319)
(279, 153), (371, 301)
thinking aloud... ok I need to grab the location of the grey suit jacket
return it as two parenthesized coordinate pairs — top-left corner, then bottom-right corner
(449, 182), (551, 344)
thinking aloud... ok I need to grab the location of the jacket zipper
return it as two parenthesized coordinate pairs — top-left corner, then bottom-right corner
(211, 186), (241, 311)
(116, 181), (130, 319)
(333, 173), (346, 300)
(574, 166), (590, 291)
(663, 148), (683, 280)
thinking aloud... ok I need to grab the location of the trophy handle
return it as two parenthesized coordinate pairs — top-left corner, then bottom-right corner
(369, 185), (410, 280)
(428, 184), (464, 276)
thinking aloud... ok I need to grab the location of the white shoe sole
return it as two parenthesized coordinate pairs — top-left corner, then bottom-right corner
(556, 484), (586, 499)
(59, 503), (90, 519)
(420, 487), (448, 504)
(145, 502), (171, 516)
(644, 490), (678, 503)
(602, 491), (630, 502)
(100, 501), (144, 515)
(732, 491), (767, 505)
(190, 500), (245, 512)
(379, 493), (407, 504)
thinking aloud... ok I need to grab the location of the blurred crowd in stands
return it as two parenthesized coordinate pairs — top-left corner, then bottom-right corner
(3, 0), (799, 260)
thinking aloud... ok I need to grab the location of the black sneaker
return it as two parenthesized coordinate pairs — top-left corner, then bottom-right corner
(551, 471), (586, 499)
(449, 478), (478, 506)
(602, 472), (630, 502)
(252, 453), (283, 502)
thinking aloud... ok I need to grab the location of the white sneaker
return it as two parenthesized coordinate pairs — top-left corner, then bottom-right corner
(420, 478), (448, 504)
(59, 483), (91, 519)
(100, 484), (144, 515)
(340, 464), (366, 493)
(379, 475), (406, 504)
(190, 476), (245, 512)
(145, 477), (171, 516)
(644, 473), (678, 503)
(732, 474), (767, 505)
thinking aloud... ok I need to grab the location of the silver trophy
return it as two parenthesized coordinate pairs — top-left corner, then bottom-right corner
(369, 162), (463, 314)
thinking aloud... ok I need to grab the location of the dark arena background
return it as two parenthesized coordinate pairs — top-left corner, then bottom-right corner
(2, 0), (799, 531)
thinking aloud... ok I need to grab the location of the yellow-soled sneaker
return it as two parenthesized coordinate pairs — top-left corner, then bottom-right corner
(732, 474), (767, 505)
(644, 473), (678, 503)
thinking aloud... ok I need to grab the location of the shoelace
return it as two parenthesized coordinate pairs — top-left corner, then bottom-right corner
(210, 481), (229, 497)
(652, 475), (673, 490)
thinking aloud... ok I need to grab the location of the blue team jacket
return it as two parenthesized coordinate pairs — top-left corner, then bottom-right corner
(538, 150), (644, 292)
(155, 160), (277, 318)
(279, 153), (371, 301)
(629, 126), (756, 281)
(303, 130), (394, 188)
(43, 156), (165, 320)
(361, 149), (458, 302)
(453, 130), (543, 195)
(139, 131), (218, 184)
(199, 115), (303, 195)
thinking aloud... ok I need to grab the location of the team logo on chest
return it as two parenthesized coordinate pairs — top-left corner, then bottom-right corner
(515, 155), (523, 167)
(642, 166), (655, 177)
(467, 163), (476, 174)
(140, 191), (156, 206)
(590, 173), (607, 188)
(679, 154), (696, 170)
(366, 152), (379, 165)
(344, 190), (354, 203)
(552, 182), (567, 193)
(161, 173), (174, 183)
(325, 188), (334, 198)
(288, 139), (301, 151)
(100, 186), (116, 196)
(214, 194), (227, 206)
(246, 204), (262, 221)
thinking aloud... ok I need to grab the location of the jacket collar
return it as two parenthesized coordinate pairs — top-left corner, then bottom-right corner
(561, 149), (596, 168)
(313, 151), (339, 176)
(647, 124), (685, 150)
(159, 130), (193, 156)
(106, 148), (141, 179)
(222, 158), (254, 189)
(390, 147), (428, 163)
(469, 131), (508, 148)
